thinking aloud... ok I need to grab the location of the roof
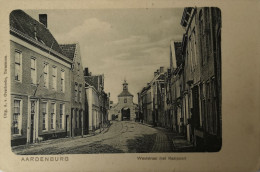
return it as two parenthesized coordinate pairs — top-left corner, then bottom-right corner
(10, 10), (69, 60)
(181, 7), (193, 27)
(59, 44), (76, 60)
(174, 42), (183, 67)
(85, 75), (103, 91)
(118, 90), (133, 97)
(85, 76), (99, 91)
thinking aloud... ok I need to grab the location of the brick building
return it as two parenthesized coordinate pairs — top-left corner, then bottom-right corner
(137, 7), (221, 151)
(85, 69), (109, 131)
(10, 10), (73, 146)
(138, 84), (152, 124)
(138, 67), (165, 126)
(60, 43), (86, 137)
(168, 41), (184, 133)
(180, 7), (222, 151)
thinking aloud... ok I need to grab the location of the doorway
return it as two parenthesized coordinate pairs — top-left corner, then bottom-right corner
(71, 109), (74, 137)
(30, 100), (36, 143)
(66, 115), (69, 137)
(121, 108), (130, 121)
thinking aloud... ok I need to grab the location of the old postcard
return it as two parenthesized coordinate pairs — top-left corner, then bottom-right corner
(0, 0), (259, 172)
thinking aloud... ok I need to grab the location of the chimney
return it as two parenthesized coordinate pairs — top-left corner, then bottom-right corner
(39, 14), (47, 28)
(84, 68), (89, 76)
(160, 67), (164, 73)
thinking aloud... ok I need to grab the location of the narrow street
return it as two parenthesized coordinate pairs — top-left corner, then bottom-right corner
(12, 121), (180, 155)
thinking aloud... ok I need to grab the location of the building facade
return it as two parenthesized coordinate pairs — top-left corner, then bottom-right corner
(60, 43), (86, 137)
(85, 69), (109, 132)
(138, 67), (165, 126)
(109, 80), (137, 121)
(180, 7), (222, 151)
(168, 41), (184, 133)
(10, 10), (73, 146)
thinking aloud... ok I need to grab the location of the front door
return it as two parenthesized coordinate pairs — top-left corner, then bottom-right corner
(30, 101), (36, 143)
(71, 109), (74, 137)
(66, 115), (69, 136)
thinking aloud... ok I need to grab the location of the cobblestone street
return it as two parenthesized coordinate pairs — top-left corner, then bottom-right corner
(12, 121), (182, 155)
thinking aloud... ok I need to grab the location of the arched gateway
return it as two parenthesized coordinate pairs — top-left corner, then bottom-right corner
(121, 107), (130, 121)
(109, 80), (137, 121)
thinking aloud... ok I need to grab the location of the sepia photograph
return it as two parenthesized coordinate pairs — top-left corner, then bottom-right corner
(1, 0), (259, 171)
(9, 7), (222, 155)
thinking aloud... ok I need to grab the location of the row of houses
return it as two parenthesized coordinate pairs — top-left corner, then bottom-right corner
(10, 10), (109, 146)
(85, 69), (110, 131)
(137, 7), (222, 151)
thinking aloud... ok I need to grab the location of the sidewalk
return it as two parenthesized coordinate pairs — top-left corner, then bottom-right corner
(169, 133), (194, 152)
(143, 124), (195, 152)
(12, 122), (112, 151)
(139, 122), (195, 152)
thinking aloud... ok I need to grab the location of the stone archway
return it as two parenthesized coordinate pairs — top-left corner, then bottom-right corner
(121, 107), (130, 121)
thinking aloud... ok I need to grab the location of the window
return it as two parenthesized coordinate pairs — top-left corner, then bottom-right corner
(31, 57), (36, 84)
(60, 104), (64, 129)
(42, 102), (48, 131)
(43, 63), (49, 88)
(77, 63), (80, 76)
(61, 70), (65, 92)
(51, 103), (56, 129)
(192, 29), (198, 67)
(189, 36), (194, 72)
(52, 66), (57, 90)
(75, 84), (78, 102)
(124, 98), (127, 103)
(79, 85), (82, 103)
(14, 50), (22, 81)
(199, 10), (206, 65)
(13, 100), (22, 135)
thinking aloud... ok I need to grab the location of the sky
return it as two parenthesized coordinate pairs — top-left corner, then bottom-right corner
(25, 9), (185, 103)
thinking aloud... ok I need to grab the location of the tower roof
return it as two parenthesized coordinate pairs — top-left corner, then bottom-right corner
(118, 80), (133, 97)
(118, 90), (133, 97)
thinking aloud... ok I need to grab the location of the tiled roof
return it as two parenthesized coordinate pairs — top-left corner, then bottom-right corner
(85, 75), (104, 92)
(59, 44), (76, 60)
(85, 76), (99, 91)
(10, 10), (66, 58)
(174, 42), (183, 67)
(118, 90), (133, 97)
